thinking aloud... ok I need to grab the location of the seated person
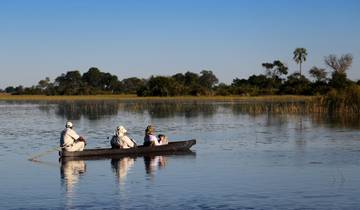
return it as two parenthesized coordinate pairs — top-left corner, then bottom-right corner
(60, 121), (86, 152)
(111, 126), (136, 149)
(158, 134), (169, 145)
(143, 125), (161, 146)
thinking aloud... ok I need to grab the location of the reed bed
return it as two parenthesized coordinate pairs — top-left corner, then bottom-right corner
(0, 94), (313, 102)
(2, 92), (360, 115)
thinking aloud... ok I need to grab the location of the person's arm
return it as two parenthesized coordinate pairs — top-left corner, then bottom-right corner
(68, 129), (80, 140)
(69, 129), (86, 145)
(123, 136), (135, 148)
(150, 135), (160, 146)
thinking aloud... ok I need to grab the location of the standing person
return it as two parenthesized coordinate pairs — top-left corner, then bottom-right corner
(60, 121), (86, 152)
(143, 125), (161, 146)
(110, 126), (136, 149)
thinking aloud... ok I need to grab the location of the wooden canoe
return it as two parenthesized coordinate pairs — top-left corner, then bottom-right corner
(59, 139), (196, 158)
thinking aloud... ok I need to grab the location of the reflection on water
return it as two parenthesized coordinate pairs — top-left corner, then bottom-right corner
(23, 100), (360, 128)
(4, 99), (360, 127)
(111, 157), (135, 185)
(228, 102), (360, 129)
(56, 101), (119, 120)
(51, 101), (218, 119)
(60, 159), (86, 194)
(60, 151), (195, 194)
(122, 101), (218, 118)
(144, 155), (167, 179)
(229, 101), (311, 115)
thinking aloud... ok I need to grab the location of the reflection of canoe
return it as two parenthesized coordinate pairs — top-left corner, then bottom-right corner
(60, 150), (196, 161)
(59, 139), (196, 158)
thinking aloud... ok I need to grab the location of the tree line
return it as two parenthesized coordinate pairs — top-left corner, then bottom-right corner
(1, 48), (357, 96)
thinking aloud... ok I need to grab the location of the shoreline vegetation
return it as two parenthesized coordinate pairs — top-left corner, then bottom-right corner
(0, 94), (314, 101)
(2, 94), (360, 117)
(1, 49), (359, 114)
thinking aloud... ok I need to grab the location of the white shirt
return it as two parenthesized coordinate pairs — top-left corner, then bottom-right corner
(144, 134), (160, 146)
(111, 135), (135, 148)
(60, 128), (80, 147)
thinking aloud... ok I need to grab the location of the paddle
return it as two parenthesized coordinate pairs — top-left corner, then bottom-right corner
(130, 138), (138, 147)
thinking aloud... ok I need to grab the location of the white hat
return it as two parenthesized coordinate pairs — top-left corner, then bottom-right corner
(66, 121), (73, 128)
(117, 126), (127, 134)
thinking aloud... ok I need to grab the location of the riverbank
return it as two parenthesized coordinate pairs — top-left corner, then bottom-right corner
(0, 94), (315, 102)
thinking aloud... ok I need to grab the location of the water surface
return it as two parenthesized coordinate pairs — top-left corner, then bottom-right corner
(1, 100), (360, 209)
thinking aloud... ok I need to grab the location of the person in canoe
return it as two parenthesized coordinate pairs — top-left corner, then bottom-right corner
(143, 125), (168, 146)
(60, 121), (86, 152)
(158, 134), (169, 145)
(110, 126), (136, 149)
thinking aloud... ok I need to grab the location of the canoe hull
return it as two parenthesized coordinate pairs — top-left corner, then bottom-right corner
(59, 139), (196, 157)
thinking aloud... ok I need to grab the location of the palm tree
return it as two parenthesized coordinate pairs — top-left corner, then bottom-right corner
(293, 48), (308, 75)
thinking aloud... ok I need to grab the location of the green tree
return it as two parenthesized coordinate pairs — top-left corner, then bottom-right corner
(184, 71), (199, 86)
(55, 71), (83, 95)
(262, 60), (288, 79)
(82, 67), (103, 89)
(199, 70), (219, 89)
(145, 76), (181, 96)
(172, 73), (186, 84)
(5, 86), (15, 93)
(120, 77), (146, 94)
(280, 72), (311, 95)
(214, 83), (231, 96)
(248, 74), (266, 87)
(309, 66), (327, 82)
(262, 60), (288, 92)
(101, 73), (118, 91)
(38, 77), (50, 89)
(293, 48), (308, 75)
(14, 85), (24, 95)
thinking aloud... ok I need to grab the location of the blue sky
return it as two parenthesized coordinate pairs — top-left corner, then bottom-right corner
(0, 0), (359, 88)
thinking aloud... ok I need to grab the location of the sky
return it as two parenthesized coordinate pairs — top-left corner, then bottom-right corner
(0, 0), (359, 88)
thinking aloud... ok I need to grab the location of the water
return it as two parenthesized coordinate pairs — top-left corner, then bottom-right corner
(1, 100), (360, 209)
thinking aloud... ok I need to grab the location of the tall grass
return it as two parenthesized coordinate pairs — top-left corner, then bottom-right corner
(2, 91), (360, 115)
(323, 85), (360, 114)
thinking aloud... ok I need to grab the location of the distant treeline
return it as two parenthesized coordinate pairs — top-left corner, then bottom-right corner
(1, 49), (358, 98)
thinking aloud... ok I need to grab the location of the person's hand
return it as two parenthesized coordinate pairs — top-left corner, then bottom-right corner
(78, 136), (87, 145)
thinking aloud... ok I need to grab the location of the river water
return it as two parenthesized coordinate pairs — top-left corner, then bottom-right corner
(1, 100), (360, 210)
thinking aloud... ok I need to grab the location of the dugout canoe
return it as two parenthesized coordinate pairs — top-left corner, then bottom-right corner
(59, 139), (196, 158)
